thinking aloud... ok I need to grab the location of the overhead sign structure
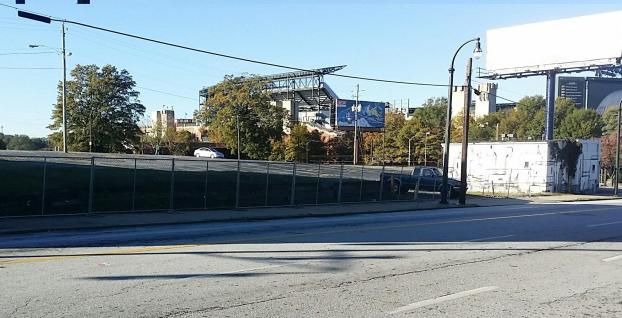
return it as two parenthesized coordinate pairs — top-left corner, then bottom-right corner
(335, 99), (385, 131)
(485, 11), (622, 77)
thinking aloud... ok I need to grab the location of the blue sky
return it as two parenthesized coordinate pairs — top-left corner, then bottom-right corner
(1, 0), (621, 137)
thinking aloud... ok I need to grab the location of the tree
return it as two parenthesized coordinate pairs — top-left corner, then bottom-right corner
(171, 130), (195, 156)
(285, 124), (309, 162)
(49, 64), (145, 152)
(196, 75), (285, 160)
(6, 135), (36, 150)
(0, 135), (6, 150)
(381, 111), (406, 163)
(601, 133), (621, 185)
(412, 97), (447, 129)
(268, 139), (286, 161)
(556, 108), (603, 139)
(602, 107), (620, 135)
(307, 130), (326, 163)
(327, 132), (354, 163)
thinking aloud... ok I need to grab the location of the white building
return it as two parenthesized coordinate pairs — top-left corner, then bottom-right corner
(445, 140), (600, 195)
(451, 83), (498, 118)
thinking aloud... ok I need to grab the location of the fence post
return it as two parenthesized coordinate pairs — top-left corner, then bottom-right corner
(359, 165), (364, 202)
(290, 162), (297, 205)
(169, 158), (175, 211)
(264, 162), (270, 206)
(235, 159), (241, 208)
(398, 166), (404, 200)
(337, 164), (343, 203)
(414, 174), (421, 201)
(41, 157), (47, 215)
(491, 180), (495, 197)
(131, 158), (137, 211)
(204, 160), (209, 210)
(379, 164), (385, 201)
(315, 163), (321, 204)
(88, 157), (95, 213)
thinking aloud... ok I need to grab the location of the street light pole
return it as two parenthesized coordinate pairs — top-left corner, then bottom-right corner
(236, 112), (241, 161)
(440, 37), (481, 204)
(424, 131), (430, 165)
(614, 98), (621, 196)
(353, 84), (360, 165)
(408, 136), (416, 166)
(61, 21), (68, 153)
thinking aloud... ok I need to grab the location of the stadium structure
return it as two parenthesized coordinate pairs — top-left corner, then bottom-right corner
(199, 66), (346, 134)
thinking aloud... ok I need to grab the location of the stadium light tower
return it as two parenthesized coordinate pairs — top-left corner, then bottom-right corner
(440, 37), (482, 204)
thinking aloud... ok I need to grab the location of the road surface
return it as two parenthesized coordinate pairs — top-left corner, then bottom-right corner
(2, 200), (622, 317)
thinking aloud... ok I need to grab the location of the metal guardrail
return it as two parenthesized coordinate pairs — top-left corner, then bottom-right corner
(0, 154), (438, 218)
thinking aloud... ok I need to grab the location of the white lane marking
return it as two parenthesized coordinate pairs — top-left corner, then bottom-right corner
(603, 255), (622, 262)
(212, 264), (289, 275)
(464, 234), (514, 242)
(587, 221), (622, 228)
(388, 286), (499, 314)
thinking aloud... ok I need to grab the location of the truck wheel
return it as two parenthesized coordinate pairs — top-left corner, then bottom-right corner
(392, 182), (400, 194)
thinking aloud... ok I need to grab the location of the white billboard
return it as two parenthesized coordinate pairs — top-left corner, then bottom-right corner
(486, 11), (622, 76)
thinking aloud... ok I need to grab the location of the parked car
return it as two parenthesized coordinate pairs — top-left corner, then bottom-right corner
(193, 147), (225, 158)
(380, 166), (465, 199)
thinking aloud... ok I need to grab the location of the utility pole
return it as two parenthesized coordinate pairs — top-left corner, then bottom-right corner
(459, 58), (474, 205)
(236, 113), (241, 160)
(353, 84), (360, 165)
(61, 21), (68, 153)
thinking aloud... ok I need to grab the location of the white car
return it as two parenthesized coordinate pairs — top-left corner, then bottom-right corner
(194, 147), (225, 158)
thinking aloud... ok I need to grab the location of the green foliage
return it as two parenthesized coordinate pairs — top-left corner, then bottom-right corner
(602, 107), (620, 135)
(171, 130), (195, 156)
(556, 108), (603, 139)
(268, 139), (286, 161)
(0, 134), (46, 150)
(49, 64), (145, 152)
(196, 75), (285, 160)
(285, 124), (309, 162)
(327, 132), (354, 162)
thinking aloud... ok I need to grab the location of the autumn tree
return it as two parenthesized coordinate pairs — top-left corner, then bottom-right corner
(196, 75), (286, 160)
(49, 64), (145, 152)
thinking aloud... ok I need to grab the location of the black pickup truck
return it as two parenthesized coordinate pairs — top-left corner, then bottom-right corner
(380, 166), (465, 199)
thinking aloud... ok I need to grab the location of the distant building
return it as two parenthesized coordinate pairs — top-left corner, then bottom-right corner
(496, 102), (517, 112)
(176, 118), (205, 142)
(450, 83), (498, 118)
(151, 109), (175, 135)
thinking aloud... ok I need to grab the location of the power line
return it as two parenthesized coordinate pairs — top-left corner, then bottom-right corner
(0, 5), (446, 87)
(0, 51), (56, 55)
(0, 66), (60, 69)
(136, 86), (198, 101)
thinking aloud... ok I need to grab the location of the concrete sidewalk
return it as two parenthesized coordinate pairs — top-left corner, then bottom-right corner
(0, 194), (617, 235)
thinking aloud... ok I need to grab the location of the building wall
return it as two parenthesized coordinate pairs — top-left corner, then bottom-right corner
(450, 83), (498, 119)
(474, 83), (497, 118)
(445, 140), (600, 195)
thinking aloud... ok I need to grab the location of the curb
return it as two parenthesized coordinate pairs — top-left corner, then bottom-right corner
(0, 203), (477, 236)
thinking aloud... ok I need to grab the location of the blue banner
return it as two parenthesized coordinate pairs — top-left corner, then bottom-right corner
(336, 99), (385, 130)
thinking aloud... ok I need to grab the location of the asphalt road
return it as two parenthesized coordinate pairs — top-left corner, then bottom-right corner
(2, 200), (622, 317)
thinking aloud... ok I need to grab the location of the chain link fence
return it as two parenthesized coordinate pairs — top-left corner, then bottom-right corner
(0, 154), (443, 217)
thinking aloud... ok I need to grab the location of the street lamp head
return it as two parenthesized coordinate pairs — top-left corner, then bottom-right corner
(28, 44), (40, 48)
(473, 38), (483, 60)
